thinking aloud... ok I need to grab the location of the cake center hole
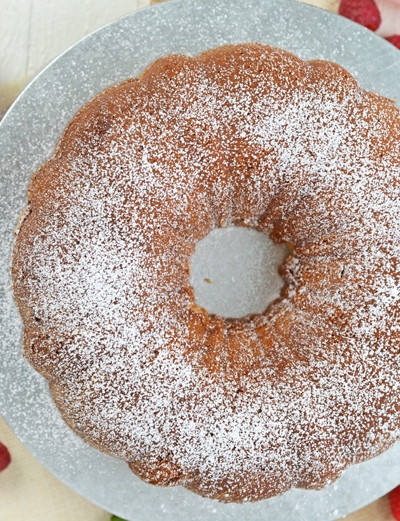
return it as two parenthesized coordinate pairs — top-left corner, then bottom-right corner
(190, 227), (289, 319)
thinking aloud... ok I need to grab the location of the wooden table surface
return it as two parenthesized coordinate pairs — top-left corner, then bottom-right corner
(1, 0), (400, 519)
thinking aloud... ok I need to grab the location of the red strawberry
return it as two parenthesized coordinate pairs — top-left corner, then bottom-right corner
(389, 485), (400, 521)
(386, 35), (400, 49)
(0, 442), (11, 472)
(339, 0), (382, 31)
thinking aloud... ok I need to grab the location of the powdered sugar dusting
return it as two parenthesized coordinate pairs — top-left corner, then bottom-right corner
(11, 43), (400, 502)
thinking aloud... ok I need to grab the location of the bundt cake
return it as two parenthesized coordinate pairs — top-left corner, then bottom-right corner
(11, 43), (400, 502)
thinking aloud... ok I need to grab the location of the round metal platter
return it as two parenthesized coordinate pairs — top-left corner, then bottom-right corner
(1, 0), (400, 519)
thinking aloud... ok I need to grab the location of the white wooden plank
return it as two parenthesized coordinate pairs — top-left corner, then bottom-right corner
(295, 0), (339, 12)
(0, 0), (150, 109)
(376, 0), (400, 36)
(0, 0), (32, 84)
(26, 0), (147, 77)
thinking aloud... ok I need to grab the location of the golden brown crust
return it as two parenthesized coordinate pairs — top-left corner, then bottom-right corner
(11, 43), (400, 502)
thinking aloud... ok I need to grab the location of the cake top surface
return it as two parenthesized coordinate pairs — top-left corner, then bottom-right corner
(10, 43), (400, 501)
